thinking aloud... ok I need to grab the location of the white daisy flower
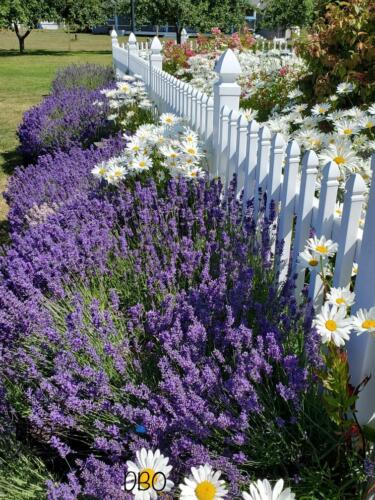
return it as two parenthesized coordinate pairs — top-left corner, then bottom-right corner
(326, 287), (355, 308)
(368, 103), (375, 115)
(295, 129), (324, 150)
(287, 88), (304, 99)
(329, 94), (339, 102)
(313, 303), (352, 346)
(335, 119), (361, 136)
(298, 249), (321, 271)
(311, 103), (330, 116)
(185, 167), (205, 179)
(160, 113), (179, 127)
(336, 82), (354, 94)
(126, 138), (144, 154)
(351, 307), (375, 336)
(360, 115), (375, 130)
(160, 145), (180, 160)
(181, 141), (202, 158)
(179, 464), (228, 499)
(334, 203), (343, 218)
(130, 154), (153, 172)
(105, 165), (127, 184)
(327, 110), (347, 122)
(241, 108), (258, 122)
(107, 113), (119, 121)
(242, 478), (295, 500)
(319, 140), (360, 171)
(306, 235), (338, 258)
(91, 163), (108, 180)
(352, 262), (358, 276)
(125, 448), (173, 499)
(292, 103), (308, 113)
(182, 128), (199, 144)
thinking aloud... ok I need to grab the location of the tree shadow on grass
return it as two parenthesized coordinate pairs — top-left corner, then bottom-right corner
(0, 219), (10, 247)
(0, 49), (111, 57)
(1, 148), (23, 176)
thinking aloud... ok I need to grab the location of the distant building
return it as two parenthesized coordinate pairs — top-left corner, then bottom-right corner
(38, 21), (61, 30)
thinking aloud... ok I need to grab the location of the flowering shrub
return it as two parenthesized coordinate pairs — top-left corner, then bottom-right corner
(17, 87), (111, 159)
(163, 28), (256, 76)
(296, 0), (375, 103)
(51, 64), (114, 94)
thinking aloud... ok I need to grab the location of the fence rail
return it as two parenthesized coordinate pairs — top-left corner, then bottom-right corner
(111, 30), (375, 427)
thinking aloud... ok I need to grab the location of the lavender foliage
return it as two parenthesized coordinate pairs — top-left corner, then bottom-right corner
(5, 134), (124, 233)
(1, 175), (327, 496)
(17, 87), (111, 159)
(52, 64), (114, 94)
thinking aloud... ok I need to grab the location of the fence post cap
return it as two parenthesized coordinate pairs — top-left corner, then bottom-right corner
(238, 113), (248, 128)
(110, 29), (118, 38)
(286, 139), (300, 157)
(128, 32), (137, 44)
(181, 28), (187, 35)
(248, 119), (260, 134)
(214, 49), (241, 82)
(260, 125), (272, 140)
(150, 36), (162, 53)
(323, 160), (340, 180)
(272, 132), (286, 148)
(302, 149), (319, 168)
(347, 172), (367, 195)
(229, 108), (240, 121)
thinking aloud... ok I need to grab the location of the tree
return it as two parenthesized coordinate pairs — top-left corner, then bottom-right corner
(54, 0), (108, 37)
(0, 0), (57, 53)
(135, 0), (248, 42)
(259, 0), (315, 31)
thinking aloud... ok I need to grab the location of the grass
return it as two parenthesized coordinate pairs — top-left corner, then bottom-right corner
(0, 29), (138, 240)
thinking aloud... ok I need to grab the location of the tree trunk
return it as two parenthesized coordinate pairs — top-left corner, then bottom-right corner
(176, 25), (181, 44)
(14, 23), (31, 54)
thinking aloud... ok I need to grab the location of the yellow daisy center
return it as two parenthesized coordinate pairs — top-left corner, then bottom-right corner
(132, 145), (140, 151)
(195, 480), (217, 500)
(366, 122), (373, 128)
(343, 128), (352, 135)
(333, 155), (345, 165)
(315, 245), (328, 254)
(319, 108), (326, 113)
(99, 168), (106, 175)
(362, 320), (375, 329)
(311, 138), (321, 146)
(139, 468), (156, 490)
(325, 319), (337, 332)
(308, 259), (319, 266)
(165, 118), (173, 124)
(336, 298), (346, 305)
(187, 148), (196, 155)
(139, 161), (147, 168)
(114, 170), (122, 177)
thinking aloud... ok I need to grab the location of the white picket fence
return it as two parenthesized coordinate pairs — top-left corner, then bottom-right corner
(111, 31), (375, 427)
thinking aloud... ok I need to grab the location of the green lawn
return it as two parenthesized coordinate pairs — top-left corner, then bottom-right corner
(0, 29), (135, 240)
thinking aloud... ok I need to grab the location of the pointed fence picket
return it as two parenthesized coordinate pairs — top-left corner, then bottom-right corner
(111, 31), (375, 426)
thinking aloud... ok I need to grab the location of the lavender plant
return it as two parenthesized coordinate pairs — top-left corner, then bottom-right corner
(1, 176), (364, 498)
(5, 135), (125, 233)
(52, 64), (114, 94)
(17, 87), (112, 160)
